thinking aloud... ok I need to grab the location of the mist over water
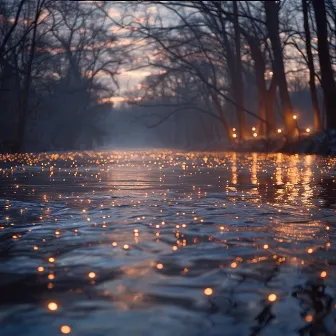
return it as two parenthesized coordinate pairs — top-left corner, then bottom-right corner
(0, 150), (335, 335)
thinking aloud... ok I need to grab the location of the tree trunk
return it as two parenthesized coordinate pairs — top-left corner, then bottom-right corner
(18, 0), (43, 152)
(248, 37), (270, 136)
(212, 92), (232, 143)
(264, 1), (297, 140)
(312, 0), (336, 130)
(302, 0), (321, 132)
(233, 1), (248, 140)
(266, 74), (278, 134)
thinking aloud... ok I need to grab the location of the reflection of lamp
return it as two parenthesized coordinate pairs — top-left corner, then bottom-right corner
(277, 129), (282, 134)
(253, 133), (258, 138)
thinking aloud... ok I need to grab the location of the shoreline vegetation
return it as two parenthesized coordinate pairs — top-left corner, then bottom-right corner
(186, 131), (336, 156)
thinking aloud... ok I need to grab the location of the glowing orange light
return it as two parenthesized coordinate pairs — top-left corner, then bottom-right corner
(305, 315), (313, 323)
(231, 262), (238, 269)
(156, 263), (164, 270)
(233, 134), (237, 138)
(268, 294), (277, 302)
(277, 129), (282, 134)
(252, 127), (256, 131)
(38, 266), (44, 272)
(308, 248), (313, 254)
(88, 272), (96, 279)
(49, 257), (55, 263)
(306, 128), (311, 133)
(48, 274), (55, 280)
(253, 133), (258, 138)
(123, 244), (129, 250)
(320, 271), (327, 278)
(48, 302), (58, 311)
(263, 244), (269, 249)
(204, 288), (213, 296)
(293, 115), (297, 120)
(60, 325), (71, 334)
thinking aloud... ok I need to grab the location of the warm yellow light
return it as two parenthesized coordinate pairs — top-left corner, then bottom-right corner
(268, 294), (277, 302)
(230, 262), (238, 268)
(172, 246), (178, 251)
(48, 274), (55, 280)
(112, 242), (117, 247)
(293, 115), (297, 120)
(233, 128), (236, 132)
(123, 244), (129, 250)
(305, 315), (313, 323)
(48, 302), (58, 311)
(233, 134), (237, 138)
(263, 244), (269, 249)
(277, 129), (282, 134)
(88, 272), (96, 279)
(306, 128), (311, 133)
(253, 133), (258, 138)
(308, 248), (313, 254)
(60, 325), (71, 334)
(204, 288), (213, 296)
(37, 266), (44, 272)
(156, 263), (164, 270)
(320, 271), (327, 278)
(252, 127), (256, 131)
(48, 257), (55, 263)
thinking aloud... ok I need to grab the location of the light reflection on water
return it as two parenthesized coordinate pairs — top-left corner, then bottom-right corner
(0, 150), (336, 335)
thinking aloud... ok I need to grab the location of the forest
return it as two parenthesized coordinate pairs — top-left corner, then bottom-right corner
(0, 0), (336, 153)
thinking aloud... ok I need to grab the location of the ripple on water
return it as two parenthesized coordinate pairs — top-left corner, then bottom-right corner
(0, 150), (335, 335)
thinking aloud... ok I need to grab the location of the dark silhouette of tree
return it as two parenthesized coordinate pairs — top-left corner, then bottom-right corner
(312, 0), (336, 130)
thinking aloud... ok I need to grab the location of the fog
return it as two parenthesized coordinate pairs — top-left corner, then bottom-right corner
(0, 0), (334, 153)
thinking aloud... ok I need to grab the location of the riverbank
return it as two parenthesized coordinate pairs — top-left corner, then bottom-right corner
(281, 130), (336, 155)
(187, 132), (336, 156)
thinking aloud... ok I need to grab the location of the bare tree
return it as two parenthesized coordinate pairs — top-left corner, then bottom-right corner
(264, 0), (297, 140)
(312, 0), (336, 130)
(302, 0), (321, 131)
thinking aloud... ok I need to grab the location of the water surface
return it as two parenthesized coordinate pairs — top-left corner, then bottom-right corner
(0, 151), (336, 335)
